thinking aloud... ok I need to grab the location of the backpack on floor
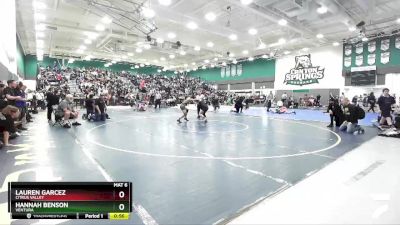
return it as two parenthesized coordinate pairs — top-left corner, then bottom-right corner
(356, 106), (365, 120)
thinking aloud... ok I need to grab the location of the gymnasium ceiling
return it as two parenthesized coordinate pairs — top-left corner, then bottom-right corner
(16, 0), (400, 70)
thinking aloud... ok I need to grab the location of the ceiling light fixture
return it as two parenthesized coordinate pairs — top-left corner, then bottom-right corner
(169, 54), (175, 59)
(160, 57), (166, 61)
(128, 53), (134, 56)
(397, 18), (400, 24)
(317, 6), (328, 14)
(348, 26), (356, 32)
(316, 33), (324, 39)
(262, 54), (268, 58)
(362, 37), (369, 42)
(136, 48), (143, 53)
(278, 19), (287, 26)
(84, 39), (92, 44)
(248, 28), (258, 35)
(95, 24), (105, 31)
(284, 51), (291, 55)
(248, 57), (254, 61)
(167, 32), (176, 39)
(240, 0), (253, 5)
(179, 51), (186, 56)
(278, 38), (286, 44)
(242, 50), (249, 55)
(205, 12), (217, 21)
(187, 22), (198, 30)
(229, 34), (238, 41)
(142, 7), (155, 18)
(158, 0), (172, 6)
(332, 42), (340, 46)
(194, 46), (201, 51)
(206, 42), (214, 47)
(204, 59), (210, 63)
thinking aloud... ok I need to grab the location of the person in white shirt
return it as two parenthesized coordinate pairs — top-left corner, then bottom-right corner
(155, 91), (162, 109)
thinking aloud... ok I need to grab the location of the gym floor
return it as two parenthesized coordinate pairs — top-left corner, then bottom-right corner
(0, 106), (378, 225)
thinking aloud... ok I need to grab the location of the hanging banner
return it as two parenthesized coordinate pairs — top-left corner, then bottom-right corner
(344, 45), (352, 56)
(231, 64), (237, 76)
(220, 67), (225, 78)
(344, 57), (352, 67)
(381, 52), (390, 64)
(368, 41), (376, 53)
(355, 43), (363, 54)
(381, 39), (390, 51)
(367, 54), (376, 65)
(355, 55), (363, 66)
(237, 64), (242, 76)
(226, 65), (231, 77)
(395, 37), (400, 49)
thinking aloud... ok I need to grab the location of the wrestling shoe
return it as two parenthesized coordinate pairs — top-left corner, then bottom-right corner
(72, 122), (82, 126)
(184, 118), (189, 121)
(177, 119), (182, 123)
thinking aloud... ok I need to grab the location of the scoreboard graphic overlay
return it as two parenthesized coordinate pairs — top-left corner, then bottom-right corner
(8, 182), (132, 220)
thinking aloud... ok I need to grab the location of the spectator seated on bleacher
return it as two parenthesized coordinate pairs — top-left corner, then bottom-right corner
(56, 94), (81, 128)
(0, 106), (20, 147)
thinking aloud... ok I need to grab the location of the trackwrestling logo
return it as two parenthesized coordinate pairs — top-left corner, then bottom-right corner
(284, 54), (325, 86)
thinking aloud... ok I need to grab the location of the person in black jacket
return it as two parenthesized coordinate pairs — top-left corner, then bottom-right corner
(327, 97), (342, 127)
(46, 88), (60, 122)
(339, 98), (364, 133)
(234, 96), (244, 113)
(367, 92), (376, 113)
(377, 88), (396, 128)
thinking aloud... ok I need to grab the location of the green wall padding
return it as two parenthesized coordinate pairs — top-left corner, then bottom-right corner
(188, 58), (275, 81)
(16, 35), (25, 77)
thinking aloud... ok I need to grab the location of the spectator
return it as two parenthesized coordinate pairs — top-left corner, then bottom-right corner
(154, 91), (162, 109)
(339, 98), (364, 133)
(15, 82), (27, 130)
(0, 84), (7, 110)
(46, 88), (60, 122)
(327, 97), (343, 127)
(0, 105), (20, 146)
(367, 92), (376, 113)
(377, 88), (396, 128)
(281, 92), (287, 105)
(4, 80), (22, 106)
(265, 91), (273, 112)
(57, 94), (81, 128)
(95, 94), (108, 121)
